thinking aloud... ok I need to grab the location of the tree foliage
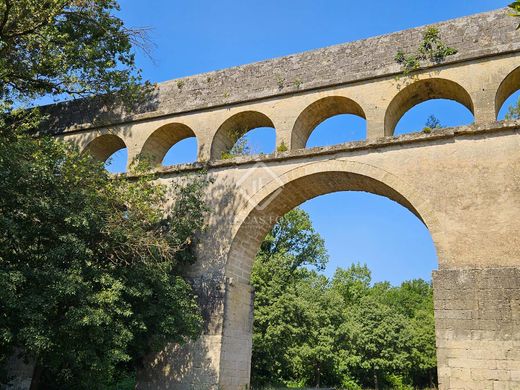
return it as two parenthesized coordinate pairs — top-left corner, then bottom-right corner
(509, 1), (520, 29)
(0, 134), (208, 388)
(422, 114), (443, 133)
(0, 1), (209, 388)
(251, 209), (437, 389)
(505, 96), (520, 120)
(0, 0), (148, 104)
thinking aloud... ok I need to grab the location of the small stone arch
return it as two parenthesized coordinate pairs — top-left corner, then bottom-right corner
(385, 78), (474, 136)
(210, 111), (275, 160)
(140, 123), (197, 166)
(495, 65), (520, 119)
(83, 134), (127, 163)
(291, 96), (366, 149)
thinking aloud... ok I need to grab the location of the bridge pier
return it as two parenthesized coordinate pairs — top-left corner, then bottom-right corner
(434, 267), (520, 389)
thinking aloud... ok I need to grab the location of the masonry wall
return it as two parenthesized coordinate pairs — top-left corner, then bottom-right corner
(434, 268), (520, 389)
(42, 8), (518, 133)
(129, 125), (520, 390)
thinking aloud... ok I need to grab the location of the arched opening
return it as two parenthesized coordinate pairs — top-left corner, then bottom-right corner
(220, 161), (439, 390)
(251, 192), (437, 388)
(140, 123), (198, 166)
(83, 134), (128, 174)
(385, 78), (474, 136)
(211, 111), (276, 159)
(496, 66), (520, 120)
(292, 96), (366, 149)
(162, 138), (198, 166)
(394, 99), (474, 136)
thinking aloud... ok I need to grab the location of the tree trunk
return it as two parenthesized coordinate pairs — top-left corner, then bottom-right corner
(29, 364), (43, 390)
(373, 369), (379, 390)
(429, 369), (436, 389)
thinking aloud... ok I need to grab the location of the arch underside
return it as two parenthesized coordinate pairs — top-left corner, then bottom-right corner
(83, 134), (126, 163)
(226, 163), (433, 284)
(496, 66), (520, 118)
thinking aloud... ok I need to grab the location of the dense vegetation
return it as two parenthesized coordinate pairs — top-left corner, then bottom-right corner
(251, 209), (437, 390)
(0, 137), (208, 388)
(0, 1), (208, 388)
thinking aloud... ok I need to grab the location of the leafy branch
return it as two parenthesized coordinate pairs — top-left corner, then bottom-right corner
(509, 0), (520, 29)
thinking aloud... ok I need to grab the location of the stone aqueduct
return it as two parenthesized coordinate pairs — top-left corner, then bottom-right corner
(25, 7), (520, 390)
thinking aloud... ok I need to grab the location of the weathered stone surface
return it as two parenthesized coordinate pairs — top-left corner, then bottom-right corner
(434, 269), (520, 390)
(43, 8), (518, 132)
(2, 350), (34, 390)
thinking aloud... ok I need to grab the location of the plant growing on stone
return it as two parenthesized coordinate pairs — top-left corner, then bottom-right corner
(422, 114), (443, 133)
(505, 96), (520, 120)
(509, 1), (520, 29)
(276, 141), (288, 153)
(276, 75), (286, 90)
(221, 127), (253, 159)
(395, 27), (458, 79)
(292, 78), (303, 89)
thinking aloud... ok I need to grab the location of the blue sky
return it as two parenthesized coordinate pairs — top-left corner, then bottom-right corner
(107, 0), (516, 284)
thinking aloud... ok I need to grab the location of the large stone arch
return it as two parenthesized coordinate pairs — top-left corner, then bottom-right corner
(384, 78), (475, 136)
(218, 159), (441, 389)
(226, 159), (440, 283)
(210, 111), (275, 160)
(291, 96), (366, 150)
(140, 123), (197, 166)
(495, 65), (520, 119)
(83, 133), (127, 163)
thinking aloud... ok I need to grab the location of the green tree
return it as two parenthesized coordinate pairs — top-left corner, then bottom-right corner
(331, 263), (371, 305)
(251, 208), (329, 386)
(0, 1), (209, 388)
(405, 301), (437, 387)
(251, 206), (438, 389)
(259, 208), (328, 271)
(505, 96), (520, 120)
(339, 295), (410, 390)
(0, 137), (208, 388)
(423, 114), (443, 133)
(0, 0), (147, 104)
(286, 273), (343, 387)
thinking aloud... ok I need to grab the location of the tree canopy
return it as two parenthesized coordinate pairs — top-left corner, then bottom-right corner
(0, 1), (208, 388)
(0, 0), (147, 104)
(251, 208), (437, 389)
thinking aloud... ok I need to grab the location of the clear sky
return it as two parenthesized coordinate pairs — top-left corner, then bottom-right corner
(106, 0), (517, 284)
